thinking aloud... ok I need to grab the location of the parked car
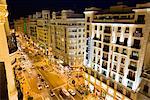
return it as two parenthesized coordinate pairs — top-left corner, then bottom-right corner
(37, 84), (42, 90)
(45, 82), (49, 88)
(68, 89), (76, 96)
(49, 90), (55, 97)
(37, 74), (42, 79)
(60, 88), (70, 97)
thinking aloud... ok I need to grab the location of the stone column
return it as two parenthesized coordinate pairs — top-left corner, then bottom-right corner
(0, 3), (18, 100)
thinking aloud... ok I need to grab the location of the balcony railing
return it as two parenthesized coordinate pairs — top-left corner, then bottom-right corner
(127, 75), (135, 81)
(103, 39), (110, 43)
(130, 55), (139, 60)
(131, 45), (141, 49)
(128, 65), (137, 71)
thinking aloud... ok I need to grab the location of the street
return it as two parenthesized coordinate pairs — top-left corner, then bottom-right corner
(16, 34), (83, 100)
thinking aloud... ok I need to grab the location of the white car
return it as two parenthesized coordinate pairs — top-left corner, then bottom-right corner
(37, 84), (42, 90)
(45, 83), (49, 88)
(50, 90), (55, 97)
(60, 88), (70, 97)
(68, 89), (76, 96)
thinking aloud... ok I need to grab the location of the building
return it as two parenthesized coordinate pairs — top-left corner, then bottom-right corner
(137, 69), (150, 100)
(36, 10), (50, 54)
(50, 10), (85, 71)
(84, 2), (150, 100)
(14, 17), (24, 34)
(137, 19), (150, 100)
(29, 14), (37, 43)
(0, 0), (18, 99)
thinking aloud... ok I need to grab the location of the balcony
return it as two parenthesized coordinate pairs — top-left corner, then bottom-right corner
(131, 44), (141, 49)
(104, 29), (111, 34)
(128, 65), (137, 71)
(127, 75), (135, 81)
(130, 55), (139, 60)
(102, 65), (107, 69)
(103, 46), (109, 52)
(7, 33), (18, 54)
(103, 39), (110, 43)
(102, 56), (108, 61)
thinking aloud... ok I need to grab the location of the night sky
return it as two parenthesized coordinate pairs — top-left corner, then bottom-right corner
(6, 0), (149, 21)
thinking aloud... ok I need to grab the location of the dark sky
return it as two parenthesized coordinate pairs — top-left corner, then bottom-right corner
(6, 0), (149, 20)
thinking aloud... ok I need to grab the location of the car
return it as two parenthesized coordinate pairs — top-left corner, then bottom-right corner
(37, 74), (42, 79)
(60, 88), (70, 97)
(37, 84), (42, 90)
(41, 79), (45, 83)
(68, 89), (76, 96)
(49, 90), (55, 97)
(45, 83), (49, 88)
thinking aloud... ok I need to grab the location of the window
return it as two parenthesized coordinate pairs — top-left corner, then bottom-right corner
(119, 67), (124, 75)
(132, 39), (141, 49)
(94, 42), (96, 46)
(79, 45), (81, 48)
(127, 81), (133, 89)
(121, 58), (125, 64)
(103, 45), (109, 52)
(78, 40), (81, 43)
(130, 51), (139, 60)
(119, 77), (122, 83)
(115, 47), (119, 53)
(122, 48), (127, 55)
(78, 34), (81, 38)
(125, 27), (129, 33)
(117, 27), (121, 32)
(87, 32), (89, 38)
(134, 28), (143, 37)
(113, 73), (116, 80)
(94, 49), (96, 54)
(87, 25), (89, 30)
(113, 64), (117, 71)
(87, 17), (90, 22)
(95, 25), (97, 30)
(137, 15), (145, 24)
(100, 26), (102, 30)
(143, 85), (149, 93)
(93, 57), (96, 62)
(79, 29), (81, 32)
(99, 43), (101, 48)
(102, 70), (106, 76)
(114, 56), (117, 61)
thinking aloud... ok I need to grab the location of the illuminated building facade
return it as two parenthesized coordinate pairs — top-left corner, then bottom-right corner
(0, 0), (18, 99)
(84, 2), (150, 100)
(50, 10), (85, 68)
(29, 14), (37, 43)
(36, 10), (50, 54)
